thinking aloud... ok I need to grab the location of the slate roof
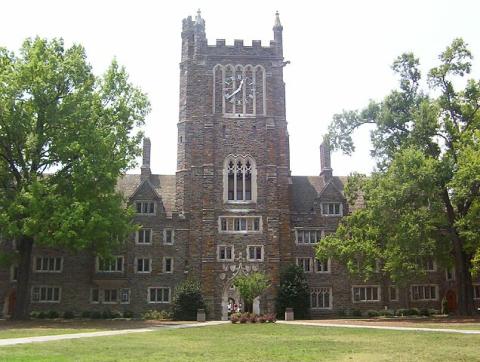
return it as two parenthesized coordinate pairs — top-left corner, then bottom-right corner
(290, 176), (364, 214)
(116, 174), (176, 216)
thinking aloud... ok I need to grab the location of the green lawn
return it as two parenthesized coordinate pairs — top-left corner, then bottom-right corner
(1, 324), (479, 361)
(0, 328), (101, 339)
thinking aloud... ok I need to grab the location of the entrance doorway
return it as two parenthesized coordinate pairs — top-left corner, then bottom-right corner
(5, 289), (16, 317)
(446, 289), (457, 313)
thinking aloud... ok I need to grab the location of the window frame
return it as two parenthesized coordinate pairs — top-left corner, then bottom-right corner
(314, 258), (331, 273)
(163, 257), (174, 273)
(163, 229), (174, 245)
(389, 286), (399, 302)
(296, 257), (313, 273)
(96, 256), (124, 273)
(217, 245), (234, 262)
(310, 287), (333, 310)
(295, 229), (323, 245)
(352, 285), (381, 303)
(218, 216), (262, 234)
(147, 287), (171, 304)
(135, 200), (156, 215)
(135, 257), (152, 274)
(31, 286), (61, 303)
(223, 156), (257, 204)
(136, 228), (153, 245)
(320, 202), (343, 216)
(410, 284), (438, 301)
(246, 245), (264, 262)
(33, 256), (63, 273)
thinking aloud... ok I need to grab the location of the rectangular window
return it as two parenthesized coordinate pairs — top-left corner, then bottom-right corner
(34, 257), (63, 273)
(91, 288), (99, 303)
(32, 286), (61, 303)
(247, 246), (263, 261)
(136, 258), (151, 273)
(297, 257), (312, 273)
(310, 287), (332, 309)
(218, 245), (234, 261)
(120, 289), (130, 304)
(163, 257), (173, 273)
(218, 216), (262, 233)
(321, 203), (342, 216)
(389, 286), (399, 302)
(296, 229), (322, 244)
(97, 256), (124, 272)
(104, 289), (118, 303)
(163, 229), (174, 244)
(148, 287), (170, 303)
(136, 229), (152, 244)
(315, 259), (330, 273)
(473, 284), (480, 300)
(352, 286), (380, 302)
(136, 201), (155, 215)
(10, 264), (18, 282)
(446, 267), (455, 281)
(411, 285), (438, 301)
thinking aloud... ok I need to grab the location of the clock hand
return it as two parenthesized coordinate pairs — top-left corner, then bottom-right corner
(226, 79), (244, 100)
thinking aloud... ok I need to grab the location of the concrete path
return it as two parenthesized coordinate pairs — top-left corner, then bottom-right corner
(0, 321), (228, 347)
(277, 320), (480, 335)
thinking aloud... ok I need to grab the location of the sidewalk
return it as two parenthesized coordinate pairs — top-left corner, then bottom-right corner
(0, 321), (228, 347)
(277, 320), (480, 335)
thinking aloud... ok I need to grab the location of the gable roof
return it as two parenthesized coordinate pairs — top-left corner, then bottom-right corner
(116, 174), (176, 216)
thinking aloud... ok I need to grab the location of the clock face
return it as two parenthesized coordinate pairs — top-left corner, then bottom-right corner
(224, 74), (255, 106)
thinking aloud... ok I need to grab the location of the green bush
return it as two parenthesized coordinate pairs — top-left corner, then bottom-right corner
(429, 308), (439, 316)
(366, 310), (379, 317)
(336, 309), (346, 317)
(395, 308), (408, 317)
(352, 309), (362, 317)
(102, 310), (112, 319)
(63, 311), (75, 319)
(379, 309), (395, 317)
(81, 311), (91, 318)
(420, 308), (431, 316)
(172, 279), (205, 321)
(408, 308), (420, 316)
(123, 310), (134, 318)
(110, 310), (122, 319)
(37, 311), (47, 319)
(29, 311), (40, 319)
(91, 311), (102, 319)
(47, 310), (59, 319)
(142, 309), (171, 320)
(275, 264), (310, 319)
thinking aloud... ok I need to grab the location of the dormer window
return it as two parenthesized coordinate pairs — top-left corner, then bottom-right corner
(224, 156), (257, 203)
(136, 201), (155, 215)
(321, 203), (343, 216)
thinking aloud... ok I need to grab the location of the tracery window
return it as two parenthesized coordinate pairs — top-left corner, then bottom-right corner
(224, 156), (257, 203)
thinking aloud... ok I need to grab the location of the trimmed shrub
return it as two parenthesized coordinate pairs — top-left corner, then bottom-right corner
(110, 310), (122, 319)
(337, 309), (346, 317)
(37, 311), (47, 319)
(172, 279), (205, 321)
(249, 314), (258, 323)
(379, 309), (395, 317)
(395, 308), (408, 317)
(29, 311), (40, 319)
(275, 264), (310, 319)
(420, 308), (431, 316)
(258, 315), (266, 323)
(230, 313), (239, 323)
(102, 310), (112, 319)
(352, 309), (362, 317)
(123, 310), (134, 318)
(47, 310), (59, 319)
(142, 309), (171, 320)
(63, 311), (75, 319)
(81, 311), (91, 318)
(239, 314), (248, 323)
(429, 308), (439, 316)
(265, 313), (276, 323)
(366, 310), (379, 317)
(91, 311), (102, 319)
(408, 308), (420, 316)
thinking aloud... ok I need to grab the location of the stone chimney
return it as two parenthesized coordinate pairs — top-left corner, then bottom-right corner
(140, 137), (151, 180)
(320, 140), (333, 182)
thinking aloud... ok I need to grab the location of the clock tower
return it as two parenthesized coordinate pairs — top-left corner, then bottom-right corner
(176, 10), (292, 318)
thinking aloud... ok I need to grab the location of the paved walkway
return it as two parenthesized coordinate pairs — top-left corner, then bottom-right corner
(0, 321), (228, 347)
(277, 320), (480, 335)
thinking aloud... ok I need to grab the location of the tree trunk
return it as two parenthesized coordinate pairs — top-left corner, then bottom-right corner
(452, 234), (475, 315)
(12, 236), (33, 320)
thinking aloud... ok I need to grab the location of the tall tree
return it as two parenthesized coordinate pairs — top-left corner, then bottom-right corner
(233, 272), (270, 313)
(316, 39), (480, 315)
(0, 38), (150, 319)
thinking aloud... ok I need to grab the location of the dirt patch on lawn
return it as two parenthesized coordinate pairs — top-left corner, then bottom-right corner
(297, 316), (480, 328)
(0, 319), (192, 331)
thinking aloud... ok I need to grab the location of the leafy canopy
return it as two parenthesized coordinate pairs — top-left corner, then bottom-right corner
(0, 37), (150, 255)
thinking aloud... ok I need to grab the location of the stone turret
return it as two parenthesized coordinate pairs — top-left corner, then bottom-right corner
(141, 137), (151, 180)
(273, 11), (283, 56)
(320, 139), (333, 182)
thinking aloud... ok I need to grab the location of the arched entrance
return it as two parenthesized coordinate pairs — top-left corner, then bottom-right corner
(446, 289), (457, 313)
(3, 289), (16, 317)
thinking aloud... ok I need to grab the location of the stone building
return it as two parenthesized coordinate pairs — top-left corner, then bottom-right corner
(1, 11), (479, 319)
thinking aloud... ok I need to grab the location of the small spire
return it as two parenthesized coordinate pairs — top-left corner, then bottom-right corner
(195, 9), (205, 26)
(274, 10), (282, 29)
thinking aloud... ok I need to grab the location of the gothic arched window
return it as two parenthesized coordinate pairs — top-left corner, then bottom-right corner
(223, 156), (257, 203)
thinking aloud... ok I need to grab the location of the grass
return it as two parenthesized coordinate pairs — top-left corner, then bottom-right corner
(0, 328), (101, 339)
(1, 323), (480, 361)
